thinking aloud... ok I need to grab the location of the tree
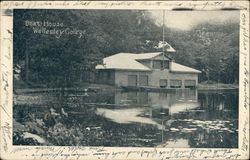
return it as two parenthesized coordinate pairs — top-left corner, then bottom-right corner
(14, 10), (163, 87)
(14, 10), (239, 87)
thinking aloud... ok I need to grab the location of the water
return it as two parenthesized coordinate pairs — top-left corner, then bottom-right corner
(13, 89), (238, 148)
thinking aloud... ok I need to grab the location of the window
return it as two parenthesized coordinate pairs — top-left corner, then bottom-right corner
(153, 60), (170, 69)
(153, 61), (161, 69)
(162, 61), (170, 69)
(139, 75), (148, 86)
(159, 79), (168, 88)
(185, 80), (196, 88)
(128, 75), (137, 86)
(170, 80), (182, 88)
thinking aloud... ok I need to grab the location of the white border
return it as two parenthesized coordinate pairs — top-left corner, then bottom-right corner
(0, 1), (249, 160)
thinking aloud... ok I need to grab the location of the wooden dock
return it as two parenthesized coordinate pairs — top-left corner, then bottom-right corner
(15, 87), (102, 94)
(121, 86), (190, 92)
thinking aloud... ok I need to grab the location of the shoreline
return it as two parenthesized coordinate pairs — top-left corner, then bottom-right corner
(14, 79), (239, 94)
(14, 84), (239, 94)
(197, 83), (239, 91)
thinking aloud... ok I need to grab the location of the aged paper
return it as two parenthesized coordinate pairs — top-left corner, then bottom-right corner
(0, 1), (249, 160)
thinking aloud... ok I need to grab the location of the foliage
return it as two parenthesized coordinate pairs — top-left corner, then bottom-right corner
(167, 21), (239, 83)
(13, 10), (239, 87)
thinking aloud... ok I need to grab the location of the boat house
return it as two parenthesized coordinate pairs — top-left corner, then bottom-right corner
(95, 52), (201, 88)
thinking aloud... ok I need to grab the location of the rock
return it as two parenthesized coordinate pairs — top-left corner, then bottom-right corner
(13, 120), (26, 132)
(170, 128), (180, 131)
(36, 119), (44, 126)
(182, 128), (197, 131)
(23, 132), (46, 144)
(86, 127), (90, 131)
(25, 122), (45, 134)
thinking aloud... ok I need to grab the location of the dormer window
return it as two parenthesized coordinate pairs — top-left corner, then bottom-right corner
(162, 61), (170, 69)
(153, 60), (161, 69)
(153, 60), (169, 69)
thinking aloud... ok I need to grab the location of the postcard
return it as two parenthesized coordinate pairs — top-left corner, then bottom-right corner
(0, 1), (249, 159)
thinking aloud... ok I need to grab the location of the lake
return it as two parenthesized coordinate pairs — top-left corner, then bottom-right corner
(13, 89), (238, 148)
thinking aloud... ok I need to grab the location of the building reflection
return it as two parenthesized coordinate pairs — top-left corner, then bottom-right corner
(114, 89), (199, 118)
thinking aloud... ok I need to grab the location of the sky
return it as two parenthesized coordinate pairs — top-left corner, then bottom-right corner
(149, 10), (239, 31)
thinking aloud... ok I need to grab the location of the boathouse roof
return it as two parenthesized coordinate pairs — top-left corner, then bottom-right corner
(96, 52), (201, 73)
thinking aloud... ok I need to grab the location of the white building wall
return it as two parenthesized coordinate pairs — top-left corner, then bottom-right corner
(150, 69), (198, 88)
(114, 69), (198, 88)
(114, 70), (151, 87)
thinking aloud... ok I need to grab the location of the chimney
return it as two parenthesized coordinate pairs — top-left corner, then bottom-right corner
(169, 59), (174, 71)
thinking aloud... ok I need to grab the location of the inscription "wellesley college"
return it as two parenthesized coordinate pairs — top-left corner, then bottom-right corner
(32, 27), (86, 38)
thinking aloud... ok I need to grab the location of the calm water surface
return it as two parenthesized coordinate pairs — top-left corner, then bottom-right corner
(13, 89), (238, 148)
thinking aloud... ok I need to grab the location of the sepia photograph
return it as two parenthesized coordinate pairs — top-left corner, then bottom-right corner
(12, 9), (240, 148)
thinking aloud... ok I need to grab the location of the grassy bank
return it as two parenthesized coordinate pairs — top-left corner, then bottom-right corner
(14, 79), (118, 94)
(198, 81), (238, 90)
